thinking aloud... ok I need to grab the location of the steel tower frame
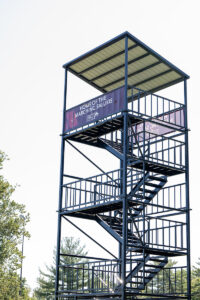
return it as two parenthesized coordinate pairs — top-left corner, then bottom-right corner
(55, 32), (191, 300)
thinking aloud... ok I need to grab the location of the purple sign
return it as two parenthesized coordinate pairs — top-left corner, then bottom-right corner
(156, 108), (184, 128)
(64, 87), (125, 132)
(131, 108), (184, 142)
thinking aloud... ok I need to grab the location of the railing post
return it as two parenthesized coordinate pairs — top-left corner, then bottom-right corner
(148, 140), (150, 159)
(147, 219), (150, 244)
(92, 266), (94, 293)
(143, 121), (146, 158)
(142, 120), (146, 286)
(94, 185), (97, 206)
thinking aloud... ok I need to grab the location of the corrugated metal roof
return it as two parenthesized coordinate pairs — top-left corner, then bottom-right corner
(63, 32), (189, 95)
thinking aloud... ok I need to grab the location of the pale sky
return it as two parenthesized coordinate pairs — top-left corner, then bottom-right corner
(1, 0), (200, 293)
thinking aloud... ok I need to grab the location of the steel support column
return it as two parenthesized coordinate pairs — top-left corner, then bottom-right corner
(122, 35), (128, 300)
(142, 121), (146, 286)
(184, 78), (191, 300)
(55, 69), (68, 299)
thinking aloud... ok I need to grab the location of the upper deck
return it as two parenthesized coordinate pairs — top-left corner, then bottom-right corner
(63, 32), (187, 149)
(62, 85), (186, 176)
(63, 85), (185, 140)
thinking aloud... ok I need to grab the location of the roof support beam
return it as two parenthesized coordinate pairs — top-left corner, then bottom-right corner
(91, 53), (150, 82)
(127, 76), (184, 102)
(138, 76), (184, 96)
(78, 44), (138, 76)
(131, 69), (172, 88)
(101, 61), (161, 89)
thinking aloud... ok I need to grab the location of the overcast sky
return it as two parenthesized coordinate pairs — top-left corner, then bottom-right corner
(1, 0), (200, 293)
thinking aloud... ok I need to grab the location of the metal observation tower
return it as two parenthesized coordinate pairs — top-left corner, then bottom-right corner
(55, 32), (191, 299)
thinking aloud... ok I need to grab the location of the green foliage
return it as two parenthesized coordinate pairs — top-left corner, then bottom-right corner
(144, 259), (178, 295)
(0, 269), (33, 300)
(0, 151), (32, 299)
(143, 258), (200, 299)
(34, 237), (88, 299)
(192, 258), (200, 299)
(0, 151), (30, 270)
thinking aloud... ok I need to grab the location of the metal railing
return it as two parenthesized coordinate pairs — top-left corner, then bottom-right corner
(144, 266), (187, 296)
(129, 216), (186, 253)
(59, 259), (121, 294)
(59, 258), (187, 298)
(63, 166), (186, 214)
(128, 85), (185, 129)
(144, 183), (186, 216)
(128, 129), (185, 170)
(99, 123), (185, 172)
(63, 168), (143, 211)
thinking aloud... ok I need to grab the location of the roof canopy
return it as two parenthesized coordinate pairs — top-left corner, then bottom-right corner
(63, 32), (189, 95)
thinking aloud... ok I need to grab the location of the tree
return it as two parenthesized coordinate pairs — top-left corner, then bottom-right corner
(144, 258), (200, 299)
(34, 237), (88, 299)
(192, 258), (200, 300)
(0, 151), (32, 299)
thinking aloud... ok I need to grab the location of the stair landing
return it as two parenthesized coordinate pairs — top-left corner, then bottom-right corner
(127, 245), (187, 257)
(62, 198), (140, 216)
(130, 159), (185, 176)
(64, 114), (142, 144)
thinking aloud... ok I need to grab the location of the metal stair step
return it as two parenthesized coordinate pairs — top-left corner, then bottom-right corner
(108, 223), (122, 227)
(129, 211), (141, 216)
(128, 239), (140, 243)
(138, 188), (157, 194)
(145, 263), (163, 267)
(126, 285), (145, 290)
(145, 182), (163, 188)
(129, 278), (149, 284)
(134, 194), (152, 200)
(129, 207), (143, 211)
(148, 175), (167, 182)
(101, 216), (122, 221)
(132, 275), (149, 279)
(140, 268), (163, 273)
(124, 250), (168, 290)
(133, 258), (144, 262)
(110, 224), (122, 229)
(149, 257), (167, 262)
